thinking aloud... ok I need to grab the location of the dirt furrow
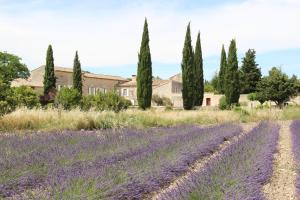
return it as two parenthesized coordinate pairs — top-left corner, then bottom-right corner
(263, 121), (298, 200)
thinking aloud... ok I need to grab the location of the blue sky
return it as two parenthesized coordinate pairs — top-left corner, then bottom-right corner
(0, 0), (299, 80)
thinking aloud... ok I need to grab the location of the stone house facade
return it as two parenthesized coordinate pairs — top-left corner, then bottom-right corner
(11, 66), (128, 95)
(118, 74), (222, 107)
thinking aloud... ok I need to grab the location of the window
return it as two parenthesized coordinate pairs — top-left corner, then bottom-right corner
(57, 85), (61, 91)
(89, 87), (94, 95)
(122, 89), (128, 96)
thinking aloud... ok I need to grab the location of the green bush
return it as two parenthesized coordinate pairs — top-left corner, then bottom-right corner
(152, 94), (173, 107)
(80, 91), (131, 113)
(0, 80), (16, 116)
(11, 86), (40, 109)
(219, 96), (229, 110)
(56, 88), (81, 110)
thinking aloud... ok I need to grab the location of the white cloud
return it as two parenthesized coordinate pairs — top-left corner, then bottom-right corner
(0, 0), (299, 70)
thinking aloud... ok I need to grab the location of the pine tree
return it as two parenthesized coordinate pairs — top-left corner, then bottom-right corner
(181, 23), (194, 110)
(239, 49), (261, 94)
(137, 19), (152, 110)
(43, 45), (56, 95)
(73, 51), (83, 97)
(218, 45), (227, 94)
(193, 32), (204, 106)
(224, 39), (240, 105)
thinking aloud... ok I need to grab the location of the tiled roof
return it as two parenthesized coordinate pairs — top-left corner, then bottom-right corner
(11, 78), (43, 87)
(118, 79), (170, 87)
(35, 65), (128, 81)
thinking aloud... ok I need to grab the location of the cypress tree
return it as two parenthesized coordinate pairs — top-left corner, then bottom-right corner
(43, 45), (56, 95)
(193, 32), (204, 106)
(224, 39), (240, 105)
(137, 19), (152, 110)
(181, 23), (194, 110)
(239, 49), (261, 94)
(73, 51), (83, 97)
(218, 45), (227, 94)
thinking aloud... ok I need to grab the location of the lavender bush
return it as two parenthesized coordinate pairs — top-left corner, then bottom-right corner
(0, 123), (241, 199)
(161, 122), (279, 200)
(291, 119), (300, 196)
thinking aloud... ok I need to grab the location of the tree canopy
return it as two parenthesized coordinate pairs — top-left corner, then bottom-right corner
(193, 32), (204, 106)
(181, 23), (194, 110)
(256, 67), (298, 107)
(218, 45), (227, 94)
(137, 19), (152, 110)
(0, 51), (29, 84)
(240, 49), (261, 94)
(43, 45), (56, 96)
(224, 39), (240, 105)
(73, 51), (83, 97)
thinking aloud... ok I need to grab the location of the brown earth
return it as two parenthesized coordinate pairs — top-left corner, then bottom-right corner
(263, 121), (298, 200)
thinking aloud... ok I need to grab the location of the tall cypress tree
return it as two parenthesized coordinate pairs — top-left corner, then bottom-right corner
(137, 19), (152, 110)
(43, 45), (56, 95)
(218, 45), (227, 94)
(239, 49), (261, 94)
(224, 39), (240, 105)
(193, 32), (204, 106)
(181, 23), (194, 110)
(73, 51), (83, 97)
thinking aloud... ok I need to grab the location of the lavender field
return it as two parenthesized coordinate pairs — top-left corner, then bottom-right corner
(291, 119), (300, 196)
(0, 123), (242, 199)
(161, 122), (280, 200)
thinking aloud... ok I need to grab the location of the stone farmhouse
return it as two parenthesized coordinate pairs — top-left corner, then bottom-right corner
(14, 65), (300, 108)
(12, 66), (128, 95)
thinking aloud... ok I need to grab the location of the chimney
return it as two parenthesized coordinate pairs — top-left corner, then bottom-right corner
(132, 75), (137, 82)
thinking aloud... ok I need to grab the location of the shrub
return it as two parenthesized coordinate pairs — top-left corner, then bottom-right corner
(152, 94), (173, 107)
(80, 91), (131, 113)
(56, 88), (81, 110)
(219, 96), (229, 110)
(11, 86), (40, 109)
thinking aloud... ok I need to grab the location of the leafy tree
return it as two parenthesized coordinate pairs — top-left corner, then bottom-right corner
(73, 51), (83, 97)
(181, 23), (194, 110)
(224, 39), (240, 106)
(0, 79), (16, 115)
(137, 19), (152, 110)
(204, 80), (215, 93)
(256, 67), (297, 107)
(43, 45), (56, 95)
(11, 86), (39, 109)
(218, 45), (227, 94)
(193, 32), (204, 106)
(240, 49), (261, 94)
(211, 73), (219, 93)
(0, 51), (29, 84)
(56, 87), (81, 110)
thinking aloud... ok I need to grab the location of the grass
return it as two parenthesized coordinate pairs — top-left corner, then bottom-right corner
(0, 106), (300, 133)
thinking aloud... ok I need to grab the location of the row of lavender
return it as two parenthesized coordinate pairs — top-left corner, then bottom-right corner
(291, 119), (300, 196)
(0, 123), (242, 199)
(161, 122), (280, 200)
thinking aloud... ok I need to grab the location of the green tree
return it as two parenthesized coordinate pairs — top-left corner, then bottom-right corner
(211, 73), (219, 93)
(256, 67), (297, 107)
(11, 86), (39, 109)
(218, 45), (227, 94)
(73, 51), (83, 97)
(137, 19), (152, 110)
(224, 39), (240, 106)
(193, 32), (204, 106)
(240, 49), (261, 94)
(43, 45), (56, 95)
(56, 87), (81, 110)
(0, 51), (29, 84)
(181, 23), (194, 110)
